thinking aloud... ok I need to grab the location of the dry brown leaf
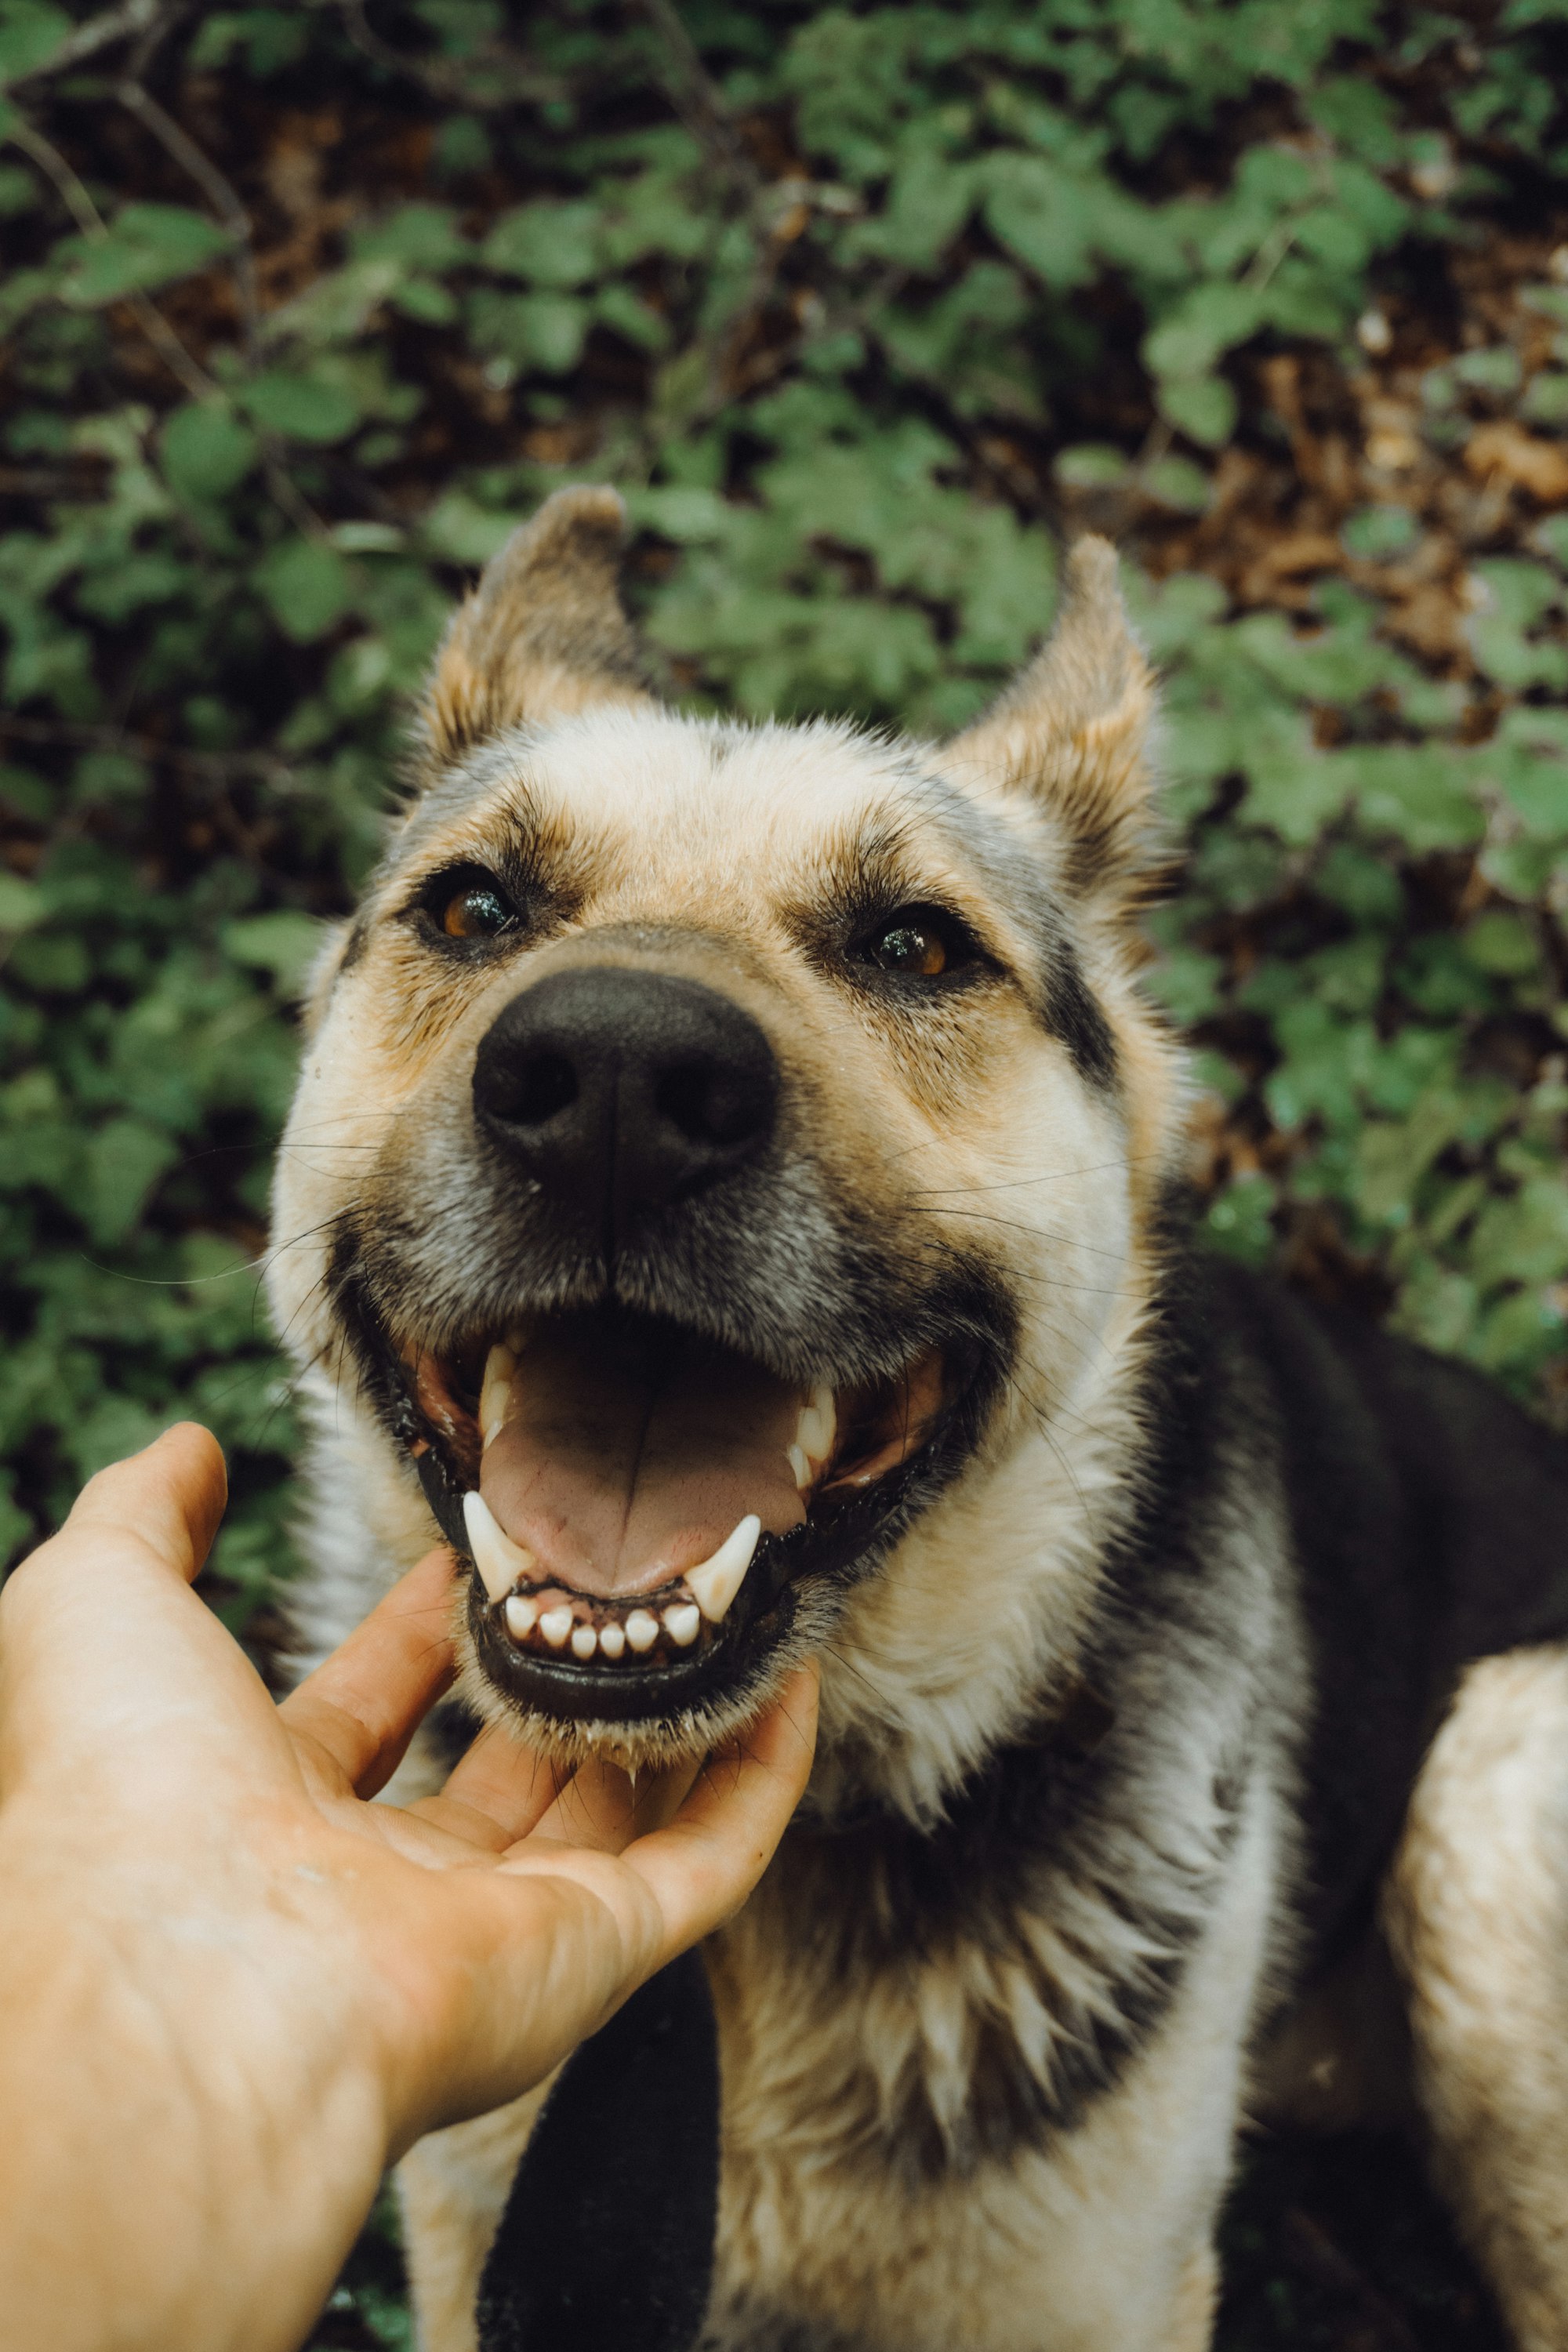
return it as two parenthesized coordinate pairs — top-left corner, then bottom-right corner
(1464, 420), (1568, 503)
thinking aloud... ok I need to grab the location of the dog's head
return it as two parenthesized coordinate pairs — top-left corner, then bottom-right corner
(269, 488), (1184, 1781)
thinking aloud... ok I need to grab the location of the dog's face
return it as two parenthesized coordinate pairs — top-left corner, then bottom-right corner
(269, 488), (1183, 1774)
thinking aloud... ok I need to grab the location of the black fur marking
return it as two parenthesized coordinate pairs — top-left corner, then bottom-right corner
(1213, 1261), (1568, 1972)
(476, 1952), (719, 2352)
(916, 773), (1120, 1086)
(336, 914), (370, 978)
(1037, 930), (1117, 1086)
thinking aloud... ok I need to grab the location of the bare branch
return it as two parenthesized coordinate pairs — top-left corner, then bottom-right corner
(2, 109), (328, 538)
(0, 713), (292, 786)
(4, 0), (162, 83)
(332, 0), (562, 108)
(0, 110), (218, 403)
(114, 77), (260, 354)
(630, 0), (760, 198)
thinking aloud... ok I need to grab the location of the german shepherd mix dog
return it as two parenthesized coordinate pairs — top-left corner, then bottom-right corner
(269, 488), (1568, 2352)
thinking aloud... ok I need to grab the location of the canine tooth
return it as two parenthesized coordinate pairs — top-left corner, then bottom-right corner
(539, 1604), (574, 1649)
(625, 1609), (659, 1653)
(664, 1602), (701, 1647)
(598, 1620), (626, 1659)
(787, 1442), (812, 1490)
(478, 1343), (517, 1450)
(797, 1384), (837, 1466)
(686, 1515), (761, 1624)
(463, 1490), (536, 1604)
(503, 1593), (538, 1642)
(571, 1623), (598, 1660)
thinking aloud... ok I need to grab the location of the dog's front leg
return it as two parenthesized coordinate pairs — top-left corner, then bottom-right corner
(397, 2088), (549, 2352)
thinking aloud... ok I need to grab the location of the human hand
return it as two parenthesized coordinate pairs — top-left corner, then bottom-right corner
(0, 1424), (816, 2352)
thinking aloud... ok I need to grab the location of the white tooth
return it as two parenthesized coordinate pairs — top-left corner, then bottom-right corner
(598, 1620), (626, 1659)
(539, 1604), (574, 1649)
(797, 1383), (837, 1466)
(787, 1442), (811, 1490)
(664, 1602), (700, 1647)
(625, 1609), (660, 1653)
(686, 1515), (761, 1624)
(463, 1490), (536, 1604)
(504, 1592), (538, 1641)
(478, 1343), (517, 1450)
(571, 1623), (598, 1660)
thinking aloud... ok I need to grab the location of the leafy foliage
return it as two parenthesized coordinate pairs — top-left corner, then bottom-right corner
(3, 4), (1567, 2331)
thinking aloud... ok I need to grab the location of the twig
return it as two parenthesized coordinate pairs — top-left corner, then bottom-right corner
(4, 0), (162, 83)
(3, 108), (327, 539)
(0, 463), (108, 494)
(114, 75), (260, 354)
(0, 109), (218, 403)
(0, 713), (292, 785)
(330, 0), (562, 107)
(630, 0), (760, 196)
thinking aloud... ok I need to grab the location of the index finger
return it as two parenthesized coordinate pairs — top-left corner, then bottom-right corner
(502, 1665), (819, 1957)
(279, 1548), (462, 1795)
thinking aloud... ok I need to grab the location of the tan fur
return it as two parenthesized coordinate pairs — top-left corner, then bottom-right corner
(1385, 1646), (1568, 2351)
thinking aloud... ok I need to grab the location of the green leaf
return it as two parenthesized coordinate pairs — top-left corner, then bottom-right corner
(464, 290), (589, 373)
(1157, 373), (1238, 446)
(1145, 282), (1264, 380)
(241, 371), (360, 444)
(1054, 444), (1131, 491)
(982, 154), (1097, 289)
(160, 402), (259, 501)
(480, 200), (601, 288)
(351, 202), (467, 271)
(1341, 504), (1417, 560)
(82, 1117), (179, 1246)
(1462, 910), (1541, 978)
(223, 910), (322, 992)
(59, 204), (229, 307)
(0, 2), (71, 82)
(254, 538), (353, 642)
(0, 869), (42, 931)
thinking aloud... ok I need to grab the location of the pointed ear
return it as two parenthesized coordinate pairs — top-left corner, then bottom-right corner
(947, 536), (1160, 908)
(417, 484), (655, 767)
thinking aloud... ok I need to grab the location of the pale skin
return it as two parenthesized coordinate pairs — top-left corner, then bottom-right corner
(0, 1424), (818, 2352)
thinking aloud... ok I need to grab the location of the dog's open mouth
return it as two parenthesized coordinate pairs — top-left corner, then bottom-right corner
(378, 1303), (959, 1721)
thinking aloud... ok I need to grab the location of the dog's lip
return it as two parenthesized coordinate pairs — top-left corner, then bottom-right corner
(379, 1308), (957, 1711)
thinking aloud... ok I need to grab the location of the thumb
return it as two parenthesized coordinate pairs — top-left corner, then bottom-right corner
(0, 1425), (240, 1789)
(59, 1423), (229, 1588)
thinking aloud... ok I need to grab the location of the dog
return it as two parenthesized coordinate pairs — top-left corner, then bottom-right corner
(268, 484), (1568, 2352)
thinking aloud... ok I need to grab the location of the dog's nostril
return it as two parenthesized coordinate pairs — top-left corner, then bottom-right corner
(656, 1061), (761, 1149)
(513, 1051), (578, 1126)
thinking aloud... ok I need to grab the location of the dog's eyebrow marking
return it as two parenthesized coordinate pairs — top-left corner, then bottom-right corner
(869, 768), (1120, 1091)
(382, 724), (550, 873)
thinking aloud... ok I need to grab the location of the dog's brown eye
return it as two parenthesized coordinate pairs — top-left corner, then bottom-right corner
(434, 873), (517, 941)
(864, 909), (963, 978)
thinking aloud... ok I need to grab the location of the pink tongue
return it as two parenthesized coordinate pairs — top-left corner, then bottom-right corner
(479, 1320), (806, 1597)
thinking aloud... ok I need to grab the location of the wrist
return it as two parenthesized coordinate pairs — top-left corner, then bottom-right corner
(0, 1817), (391, 2352)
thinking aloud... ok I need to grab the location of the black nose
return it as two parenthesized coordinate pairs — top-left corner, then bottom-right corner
(472, 967), (779, 1248)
